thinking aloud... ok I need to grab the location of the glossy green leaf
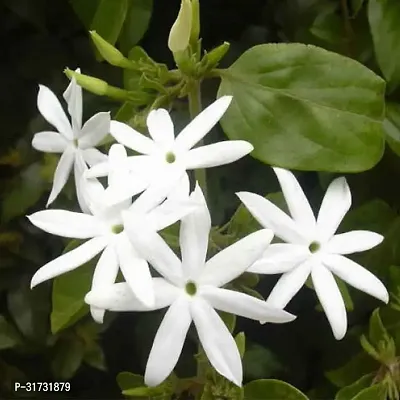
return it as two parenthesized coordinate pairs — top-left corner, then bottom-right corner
(384, 102), (400, 156)
(369, 309), (389, 348)
(326, 351), (379, 387)
(7, 280), (50, 344)
(243, 343), (283, 381)
(0, 315), (21, 350)
(335, 373), (374, 400)
(218, 43), (385, 172)
(119, 0), (153, 54)
(368, 0), (400, 89)
(70, 0), (99, 28)
(2, 163), (46, 223)
(235, 332), (246, 359)
(51, 335), (85, 380)
(352, 383), (386, 400)
(117, 372), (144, 391)
(51, 240), (95, 334)
(91, 0), (128, 46)
(244, 379), (308, 400)
(219, 312), (236, 334)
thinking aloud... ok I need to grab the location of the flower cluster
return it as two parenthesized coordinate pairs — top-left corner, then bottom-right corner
(28, 73), (389, 387)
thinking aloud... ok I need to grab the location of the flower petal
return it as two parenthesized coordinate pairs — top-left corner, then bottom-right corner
(31, 237), (107, 288)
(265, 259), (312, 309)
(145, 296), (191, 387)
(326, 231), (384, 255)
(90, 244), (119, 323)
(273, 168), (316, 237)
(191, 297), (242, 386)
(174, 96), (232, 151)
(81, 148), (108, 167)
(184, 141), (253, 169)
(85, 278), (180, 311)
(201, 286), (296, 323)
(74, 152), (91, 214)
(47, 147), (75, 206)
(311, 264), (347, 340)
(110, 120), (156, 155)
(123, 218), (183, 286)
(147, 109), (175, 148)
(167, 172), (190, 201)
(323, 254), (389, 303)
(317, 177), (351, 242)
(179, 184), (211, 280)
(63, 72), (82, 134)
(79, 112), (111, 148)
(37, 85), (73, 140)
(236, 192), (306, 244)
(32, 131), (68, 153)
(116, 234), (155, 307)
(248, 243), (309, 274)
(27, 209), (103, 239)
(200, 229), (273, 288)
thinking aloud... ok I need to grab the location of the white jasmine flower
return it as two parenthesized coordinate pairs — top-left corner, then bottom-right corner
(86, 96), (253, 201)
(27, 157), (194, 322)
(32, 69), (110, 211)
(237, 168), (389, 340)
(85, 185), (296, 387)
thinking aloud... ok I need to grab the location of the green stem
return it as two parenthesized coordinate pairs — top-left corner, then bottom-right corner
(188, 80), (208, 201)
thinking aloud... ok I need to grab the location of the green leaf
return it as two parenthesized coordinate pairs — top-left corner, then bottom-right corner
(218, 43), (385, 172)
(368, 0), (400, 89)
(7, 280), (50, 344)
(70, 0), (100, 28)
(90, 0), (129, 46)
(243, 343), (283, 381)
(83, 341), (106, 371)
(360, 335), (381, 363)
(51, 335), (85, 380)
(326, 351), (379, 388)
(351, 0), (365, 18)
(117, 372), (144, 391)
(244, 379), (309, 400)
(0, 315), (21, 350)
(351, 383), (386, 400)
(369, 309), (389, 348)
(384, 102), (400, 157)
(2, 163), (46, 223)
(335, 373), (375, 400)
(219, 312), (236, 333)
(51, 240), (95, 334)
(119, 0), (153, 54)
(235, 332), (246, 359)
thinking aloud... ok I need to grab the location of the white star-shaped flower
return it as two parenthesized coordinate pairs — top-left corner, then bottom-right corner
(32, 69), (110, 211)
(237, 167), (389, 340)
(86, 96), (253, 202)
(27, 152), (194, 322)
(85, 185), (296, 387)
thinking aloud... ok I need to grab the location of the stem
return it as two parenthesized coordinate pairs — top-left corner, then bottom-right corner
(188, 80), (208, 201)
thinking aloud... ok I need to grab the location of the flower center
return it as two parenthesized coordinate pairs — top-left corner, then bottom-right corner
(112, 224), (124, 234)
(185, 281), (197, 296)
(308, 241), (321, 254)
(73, 138), (79, 147)
(165, 151), (176, 164)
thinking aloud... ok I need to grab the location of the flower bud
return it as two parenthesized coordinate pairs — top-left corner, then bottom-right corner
(190, 0), (200, 45)
(168, 0), (192, 53)
(65, 68), (108, 96)
(90, 31), (135, 69)
(202, 42), (230, 69)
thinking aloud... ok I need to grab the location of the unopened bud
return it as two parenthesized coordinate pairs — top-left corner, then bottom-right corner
(202, 42), (230, 69)
(168, 0), (192, 53)
(90, 31), (135, 69)
(190, 0), (200, 45)
(65, 68), (108, 96)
